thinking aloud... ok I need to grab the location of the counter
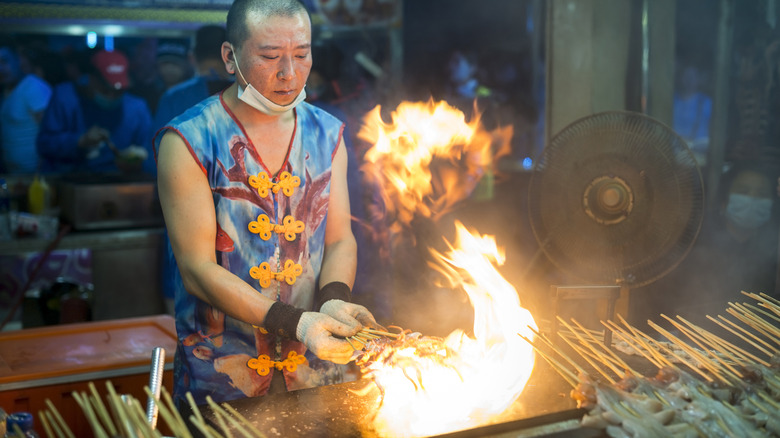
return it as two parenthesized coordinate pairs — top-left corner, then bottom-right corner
(0, 315), (177, 437)
(0, 227), (166, 323)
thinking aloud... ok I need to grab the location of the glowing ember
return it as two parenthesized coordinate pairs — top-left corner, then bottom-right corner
(358, 100), (512, 232)
(356, 222), (538, 437)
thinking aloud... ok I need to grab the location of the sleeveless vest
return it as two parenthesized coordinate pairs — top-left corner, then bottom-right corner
(156, 93), (347, 404)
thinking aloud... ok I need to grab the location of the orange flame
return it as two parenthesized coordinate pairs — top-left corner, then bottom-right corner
(360, 221), (537, 437)
(358, 100), (512, 233)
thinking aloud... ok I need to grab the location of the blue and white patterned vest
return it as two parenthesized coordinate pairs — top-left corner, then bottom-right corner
(155, 93), (347, 405)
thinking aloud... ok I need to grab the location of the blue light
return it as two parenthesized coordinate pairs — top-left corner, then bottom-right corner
(86, 32), (97, 49)
(522, 157), (533, 170)
(105, 35), (114, 51)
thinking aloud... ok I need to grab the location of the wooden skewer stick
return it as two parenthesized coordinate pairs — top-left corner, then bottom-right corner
(660, 314), (744, 379)
(646, 320), (720, 383)
(600, 320), (664, 369)
(676, 315), (771, 367)
(675, 315), (758, 368)
(204, 396), (233, 438)
(145, 387), (191, 438)
(568, 318), (636, 374)
(555, 329), (616, 384)
(207, 396), (263, 438)
(105, 381), (134, 438)
(72, 390), (109, 438)
(708, 314), (774, 357)
(556, 317), (624, 378)
(517, 333), (578, 388)
(345, 336), (360, 350)
(758, 291), (780, 308)
(742, 291), (780, 318)
(39, 410), (63, 438)
(45, 398), (76, 438)
(186, 391), (205, 426)
(160, 386), (193, 438)
(526, 325), (590, 377)
(88, 381), (118, 437)
(743, 302), (780, 326)
(727, 303), (780, 348)
(361, 328), (401, 339)
(221, 402), (267, 438)
(616, 316), (676, 368)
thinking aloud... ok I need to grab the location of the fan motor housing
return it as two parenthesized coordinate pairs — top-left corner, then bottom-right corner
(583, 175), (634, 225)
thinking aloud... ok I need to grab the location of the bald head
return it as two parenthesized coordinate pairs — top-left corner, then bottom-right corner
(226, 0), (309, 49)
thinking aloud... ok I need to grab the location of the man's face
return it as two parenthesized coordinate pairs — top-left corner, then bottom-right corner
(236, 11), (312, 106)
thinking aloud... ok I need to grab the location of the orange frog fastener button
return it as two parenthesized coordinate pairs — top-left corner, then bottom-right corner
(249, 214), (305, 241)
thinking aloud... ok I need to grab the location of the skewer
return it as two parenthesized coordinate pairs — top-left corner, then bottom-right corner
(88, 381), (117, 437)
(676, 315), (771, 367)
(72, 390), (109, 438)
(161, 386), (192, 438)
(556, 330), (616, 383)
(345, 336), (360, 350)
(361, 328), (401, 339)
(600, 319), (664, 369)
(727, 303), (780, 348)
(205, 396), (233, 438)
(707, 315), (774, 357)
(45, 398), (75, 438)
(39, 410), (59, 438)
(647, 320), (728, 383)
(568, 318), (636, 374)
(526, 325), (590, 377)
(742, 302), (780, 326)
(660, 314), (744, 379)
(615, 316), (676, 368)
(556, 317), (625, 378)
(145, 387), (191, 438)
(222, 402), (268, 438)
(517, 333), (578, 388)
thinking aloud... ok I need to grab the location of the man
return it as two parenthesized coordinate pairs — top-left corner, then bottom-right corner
(153, 25), (234, 135)
(37, 49), (152, 173)
(155, 0), (382, 408)
(0, 39), (52, 173)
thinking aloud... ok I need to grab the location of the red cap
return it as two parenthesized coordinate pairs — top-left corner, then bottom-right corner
(91, 49), (129, 90)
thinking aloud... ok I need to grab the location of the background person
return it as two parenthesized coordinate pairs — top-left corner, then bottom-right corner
(155, 0), (383, 410)
(36, 49), (152, 174)
(0, 37), (52, 174)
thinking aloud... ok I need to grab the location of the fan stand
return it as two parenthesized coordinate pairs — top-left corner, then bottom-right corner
(550, 285), (621, 346)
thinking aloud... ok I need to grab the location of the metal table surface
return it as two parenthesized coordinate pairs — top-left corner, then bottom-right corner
(201, 357), (594, 438)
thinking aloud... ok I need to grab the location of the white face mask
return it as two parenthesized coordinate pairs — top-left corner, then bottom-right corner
(726, 193), (773, 230)
(233, 49), (306, 116)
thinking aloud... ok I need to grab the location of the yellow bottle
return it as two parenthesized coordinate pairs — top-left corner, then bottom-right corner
(28, 175), (50, 215)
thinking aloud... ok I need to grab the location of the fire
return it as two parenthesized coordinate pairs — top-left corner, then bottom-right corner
(358, 221), (538, 437)
(358, 100), (512, 232)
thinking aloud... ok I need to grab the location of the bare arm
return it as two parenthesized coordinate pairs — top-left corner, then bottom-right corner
(319, 138), (358, 289)
(157, 130), (276, 325)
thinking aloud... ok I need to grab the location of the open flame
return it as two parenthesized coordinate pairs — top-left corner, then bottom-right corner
(354, 99), (534, 436)
(357, 222), (538, 437)
(358, 100), (512, 233)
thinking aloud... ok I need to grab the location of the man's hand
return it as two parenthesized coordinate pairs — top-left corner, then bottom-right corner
(296, 312), (358, 364)
(79, 125), (110, 149)
(320, 299), (386, 331)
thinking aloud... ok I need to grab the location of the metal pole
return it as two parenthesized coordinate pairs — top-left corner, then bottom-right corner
(706, 0), (735, 211)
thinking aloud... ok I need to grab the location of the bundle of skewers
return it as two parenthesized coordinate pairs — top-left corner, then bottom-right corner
(32, 381), (267, 438)
(524, 291), (780, 438)
(345, 326), (403, 351)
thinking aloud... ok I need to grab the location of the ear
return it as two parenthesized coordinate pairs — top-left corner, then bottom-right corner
(221, 42), (236, 74)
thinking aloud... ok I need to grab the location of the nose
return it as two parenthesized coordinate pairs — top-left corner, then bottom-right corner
(277, 56), (294, 81)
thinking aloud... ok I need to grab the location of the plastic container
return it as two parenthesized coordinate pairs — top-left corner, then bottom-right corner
(4, 412), (39, 437)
